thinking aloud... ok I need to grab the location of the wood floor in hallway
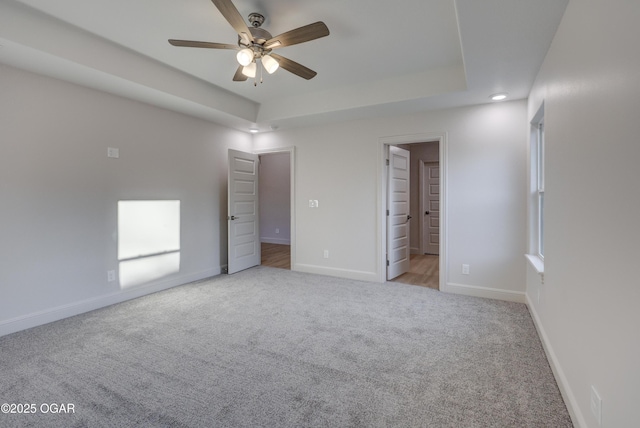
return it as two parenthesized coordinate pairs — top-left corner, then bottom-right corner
(391, 254), (439, 290)
(260, 243), (438, 290)
(261, 243), (291, 270)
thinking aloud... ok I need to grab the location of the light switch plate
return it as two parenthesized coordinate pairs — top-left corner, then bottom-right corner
(107, 147), (120, 158)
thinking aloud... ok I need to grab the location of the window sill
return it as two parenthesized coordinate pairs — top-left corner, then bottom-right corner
(525, 254), (544, 275)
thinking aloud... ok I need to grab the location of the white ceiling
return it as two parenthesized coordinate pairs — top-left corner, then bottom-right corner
(0, 0), (568, 132)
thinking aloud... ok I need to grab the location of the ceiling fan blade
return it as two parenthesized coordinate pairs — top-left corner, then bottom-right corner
(264, 22), (329, 49)
(168, 39), (237, 50)
(233, 65), (249, 81)
(270, 54), (317, 80)
(211, 0), (254, 43)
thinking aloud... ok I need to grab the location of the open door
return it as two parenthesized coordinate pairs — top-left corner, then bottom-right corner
(387, 146), (411, 280)
(228, 149), (260, 274)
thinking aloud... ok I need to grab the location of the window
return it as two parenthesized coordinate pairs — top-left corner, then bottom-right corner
(536, 119), (545, 258)
(527, 104), (545, 274)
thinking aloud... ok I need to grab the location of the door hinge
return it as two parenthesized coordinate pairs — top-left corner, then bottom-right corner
(386, 260), (390, 266)
(386, 159), (390, 166)
(386, 210), (389, 216)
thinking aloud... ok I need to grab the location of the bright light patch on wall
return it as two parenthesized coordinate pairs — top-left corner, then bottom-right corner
(117, 200), (180, 288)
(119, 252), (180, 288)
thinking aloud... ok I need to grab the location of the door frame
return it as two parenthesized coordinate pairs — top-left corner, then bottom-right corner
(254, 146), (296, 270)
(378, 133), (447, 290)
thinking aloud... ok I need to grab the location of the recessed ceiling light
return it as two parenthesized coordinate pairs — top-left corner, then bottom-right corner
(249, 127), (259, 133)
(490, 93), (508, 101)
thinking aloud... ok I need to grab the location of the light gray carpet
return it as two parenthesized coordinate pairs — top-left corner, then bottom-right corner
(0, 267), (572, 427)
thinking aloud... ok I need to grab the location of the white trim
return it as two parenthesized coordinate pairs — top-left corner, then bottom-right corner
(295, 263), (378, 282)
(0, 267), (220, 338)
(528, 104), (545, 258)
(260, 237), (291, 245)
(378, 132), (448, 290)
(254, 146), (296, 271)
(526, 294), (587, 428)
(525, 254), (544, 274)
(445, 282), (526, 303)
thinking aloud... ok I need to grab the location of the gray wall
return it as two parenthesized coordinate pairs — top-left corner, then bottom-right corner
(254, 100), (527, 299)
(0, 62), (528, 333)
(0, 64), (251, 335)
(259, 152), (291, 245)
(526, 0), (640, 426)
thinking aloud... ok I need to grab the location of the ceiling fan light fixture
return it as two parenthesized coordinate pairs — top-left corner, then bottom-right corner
(236, 48), (254, 66)
(242, 62), (257, 78)
(262, 54), (280, 74)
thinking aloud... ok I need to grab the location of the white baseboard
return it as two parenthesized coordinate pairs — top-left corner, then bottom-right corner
(526, 294), (586, 428)
(294, 263), (378, 282)
(444, 282), (526, 303)
(260, 237), (291, 245)
(0, 267), (221, 338)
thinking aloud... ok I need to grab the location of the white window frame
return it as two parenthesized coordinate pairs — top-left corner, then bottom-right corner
(536, 119), (545, 259)
(526, 104), (545, 275)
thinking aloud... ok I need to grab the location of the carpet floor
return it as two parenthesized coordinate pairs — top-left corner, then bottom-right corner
(0, 267), (572, 427)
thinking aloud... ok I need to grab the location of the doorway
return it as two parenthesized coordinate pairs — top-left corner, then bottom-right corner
(392, 143), (439, 289)
(256, 148), (295, 270)
(379, 133), (447, 291)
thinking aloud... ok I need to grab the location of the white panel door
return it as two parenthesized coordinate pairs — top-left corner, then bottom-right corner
(387, 146), (411, 280)
(228, 149), (260, 274)
(423, 161), (440, 255)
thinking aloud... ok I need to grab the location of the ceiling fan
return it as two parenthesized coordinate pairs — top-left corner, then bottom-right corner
(168, 0), (330, 83)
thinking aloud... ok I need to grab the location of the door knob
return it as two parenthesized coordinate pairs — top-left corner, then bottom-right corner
(425, 211), (430, 215)
(228, 215), (238, 220)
